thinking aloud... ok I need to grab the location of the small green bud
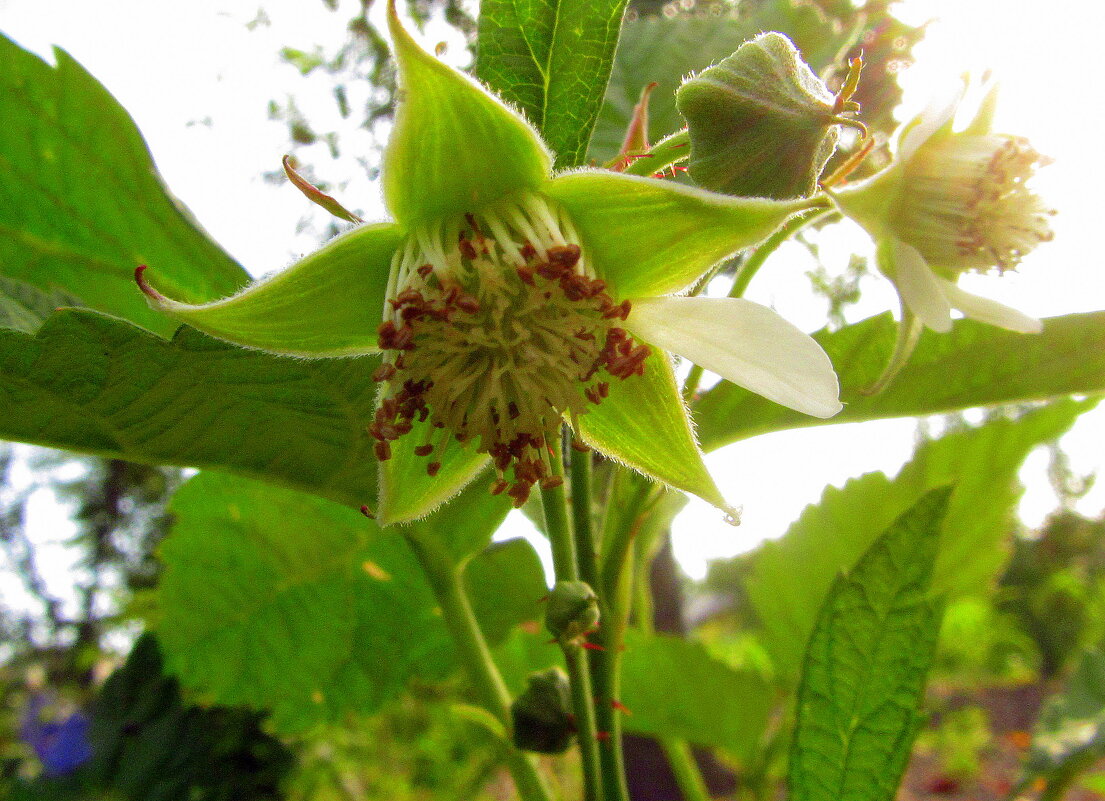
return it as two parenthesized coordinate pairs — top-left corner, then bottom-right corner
(676, 33), (853, 199)
(510, 668), (574, 754)
(545, 580), (600, 646)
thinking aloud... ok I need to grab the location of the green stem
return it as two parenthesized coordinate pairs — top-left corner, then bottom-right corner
(622, 128), (690, 177)
(682, 206), (835, 403)
(572, 444), (630, 801)
(661, 740), (712, 801)
(405, 530), (556, 801)
(541, 433), (602, 801)
(570, 443), (598, 588)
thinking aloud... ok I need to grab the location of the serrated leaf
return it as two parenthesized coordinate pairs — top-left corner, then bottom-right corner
(590, 7), (851, 164)
(695, 312), (1105, 452)
(789, 488), (951, 801)
(494, 628), (772, 760)
(476, 0), (628, 168)
(743, 399), (1093, 682)
(155, 471), (522, 733)
(0, 309), (381, 507)
(0, 34), (248, 336)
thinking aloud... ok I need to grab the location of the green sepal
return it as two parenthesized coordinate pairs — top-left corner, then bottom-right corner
(676, 32), (842, 199)
(139, 223), (402, 356)
(545, 171), (809, 297)
(827, 167), (902, 242)
(384, 0), (552, 226)
(575, 347), (735, 518)
(376, 412), (491, 525)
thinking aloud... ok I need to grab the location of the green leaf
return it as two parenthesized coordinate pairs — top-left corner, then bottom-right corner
(476, 0), (628, 169)
(0, 275), (83, 334)
(494, 629), (772, 760)
(465, 539), (547, 643)
(590, 8), (852, 164)
(385, 2), (550, 225)
(0, 309), (382, 508)
(138, 222), (402, 357)
(0, 34), (248, 337)
(695, 312), (1105, 452)
(789, 488), (950, 801)
(743, 400), (1093, 682)
(155, 471), (517, 732)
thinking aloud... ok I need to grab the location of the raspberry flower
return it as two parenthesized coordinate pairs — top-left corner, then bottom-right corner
(138, 2), (841, 524)
(829, 82), (1055, 387)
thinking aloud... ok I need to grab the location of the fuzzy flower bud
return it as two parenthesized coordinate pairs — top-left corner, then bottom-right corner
(545, 580), (600, 646)
(510, 667), (574, 754)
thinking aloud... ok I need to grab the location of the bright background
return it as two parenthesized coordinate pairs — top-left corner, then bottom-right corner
(0, 0), (1101, 593)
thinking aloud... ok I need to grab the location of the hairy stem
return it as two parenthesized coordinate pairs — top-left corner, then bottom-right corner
(542, 433), (602, 801)
(405, 530), (556, 801)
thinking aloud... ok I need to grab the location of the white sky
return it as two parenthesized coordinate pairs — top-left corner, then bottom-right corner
(0, 0), (1101, 590)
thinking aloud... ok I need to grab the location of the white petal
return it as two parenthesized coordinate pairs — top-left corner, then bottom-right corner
(898, 82), (964, 159)
(625, 296), (842, 419)
(939, 279), (1043, 333)
(885, 239), (953, 333)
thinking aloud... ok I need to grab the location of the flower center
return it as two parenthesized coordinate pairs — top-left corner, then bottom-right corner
(369, 192), (649, 506)
(894, 134), (1055, 273)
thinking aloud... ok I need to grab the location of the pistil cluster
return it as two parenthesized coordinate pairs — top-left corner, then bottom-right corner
(369, 193), (650, 506)
(895, 134), (1056, 273)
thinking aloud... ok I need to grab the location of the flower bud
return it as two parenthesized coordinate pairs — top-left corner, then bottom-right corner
(510, 667), (574, 754)
(676, 33), (849, 199)
(545, 580), (600, 645)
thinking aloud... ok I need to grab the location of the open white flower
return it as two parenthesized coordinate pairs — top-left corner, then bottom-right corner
(137, 0), (842, 523)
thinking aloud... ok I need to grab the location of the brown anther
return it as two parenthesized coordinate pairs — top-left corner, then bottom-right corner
(508, 482), (532, 507)
(517, 266), (536, 286)
(455, 292), (481, 314)
(359, 504), (375, 519)
(540, 475), (564, 490)
(416, 263), (434, 278)
(464, 212), (483, 238)
(602, 299), (632, 320)
(520, 242), (537, 261)
(570, 439), (592, 453)
(392, 288), (424, 307)
(414, 444), (434, 457)
(374, 441), (392, 461)
(490, 479), (509, 496)
(597, 381), (610, 398)
(458, 237), (478, 260)
(372, 363), (397, 382)
(507, 402), (520, 420)
(574, 328), (595, 342)
(427, 462), (442, 477)
(547, 244), (581, 270)
(585, 386), (603, 404)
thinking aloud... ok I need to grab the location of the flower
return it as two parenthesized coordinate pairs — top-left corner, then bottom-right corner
(829, 81), (1055, 385)
(137, 1), (841, 524)
(20, 694), (93, 777)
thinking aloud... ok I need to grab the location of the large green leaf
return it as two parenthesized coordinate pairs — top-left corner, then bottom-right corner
(476, 0), (628, 168)
(155, 471), (518, 733)
(789, 489), (950, 801)
(494, 628), (772, 760)
(695, 312), (1105, 452)
(743, 399), (1093, 682)
(0, 309), (381, 507)
(589, 7), (851, 164)
(0, 34), (248, 336)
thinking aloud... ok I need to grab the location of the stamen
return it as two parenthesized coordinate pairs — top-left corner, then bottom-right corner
(372, 193), (649, 499)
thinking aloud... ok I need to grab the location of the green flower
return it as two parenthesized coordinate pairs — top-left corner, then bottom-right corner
(138, 1), (841, 524)
(831, 81), (1054, 340)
